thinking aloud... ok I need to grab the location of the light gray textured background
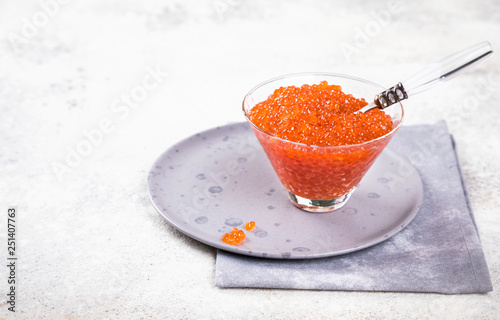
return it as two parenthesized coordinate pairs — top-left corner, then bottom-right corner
(1, 0), (499, 319)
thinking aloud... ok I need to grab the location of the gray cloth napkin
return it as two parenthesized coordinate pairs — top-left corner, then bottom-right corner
(215, 121), (493, 294)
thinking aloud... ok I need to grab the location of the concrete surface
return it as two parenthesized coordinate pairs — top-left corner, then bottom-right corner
(1, 0), (499, 319)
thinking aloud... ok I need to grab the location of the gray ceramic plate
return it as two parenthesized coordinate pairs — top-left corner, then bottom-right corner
(147, 122), (423, 259)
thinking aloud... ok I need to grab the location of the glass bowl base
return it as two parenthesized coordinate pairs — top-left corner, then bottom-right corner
(287, 189), (356, 213)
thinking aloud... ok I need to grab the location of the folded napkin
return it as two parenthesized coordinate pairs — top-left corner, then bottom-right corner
(215, 121), (493, 294)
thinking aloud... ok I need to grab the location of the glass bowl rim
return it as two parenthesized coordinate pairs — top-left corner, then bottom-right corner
(242, 72), (404, 149)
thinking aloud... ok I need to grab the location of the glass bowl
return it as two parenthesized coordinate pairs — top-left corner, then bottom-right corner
(242, 72), (404, 212)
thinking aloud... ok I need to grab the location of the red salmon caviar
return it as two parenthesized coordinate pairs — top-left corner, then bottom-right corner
(245, 221), (256, 231)
(248, 81), (393, 146)
(222, 227), (246, 245)
(247, 81), (397, 200)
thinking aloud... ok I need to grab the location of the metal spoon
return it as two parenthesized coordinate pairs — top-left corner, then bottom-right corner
(359, 41), (494, 113)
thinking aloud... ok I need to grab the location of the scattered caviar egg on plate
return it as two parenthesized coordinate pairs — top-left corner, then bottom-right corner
(222, 227), (246, 245)
(245, 221), (256, 231)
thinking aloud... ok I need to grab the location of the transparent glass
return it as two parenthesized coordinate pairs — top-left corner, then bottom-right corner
(242, 73), (404, 212)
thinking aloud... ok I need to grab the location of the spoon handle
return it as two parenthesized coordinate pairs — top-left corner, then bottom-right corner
(373, 41), (494, 110)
